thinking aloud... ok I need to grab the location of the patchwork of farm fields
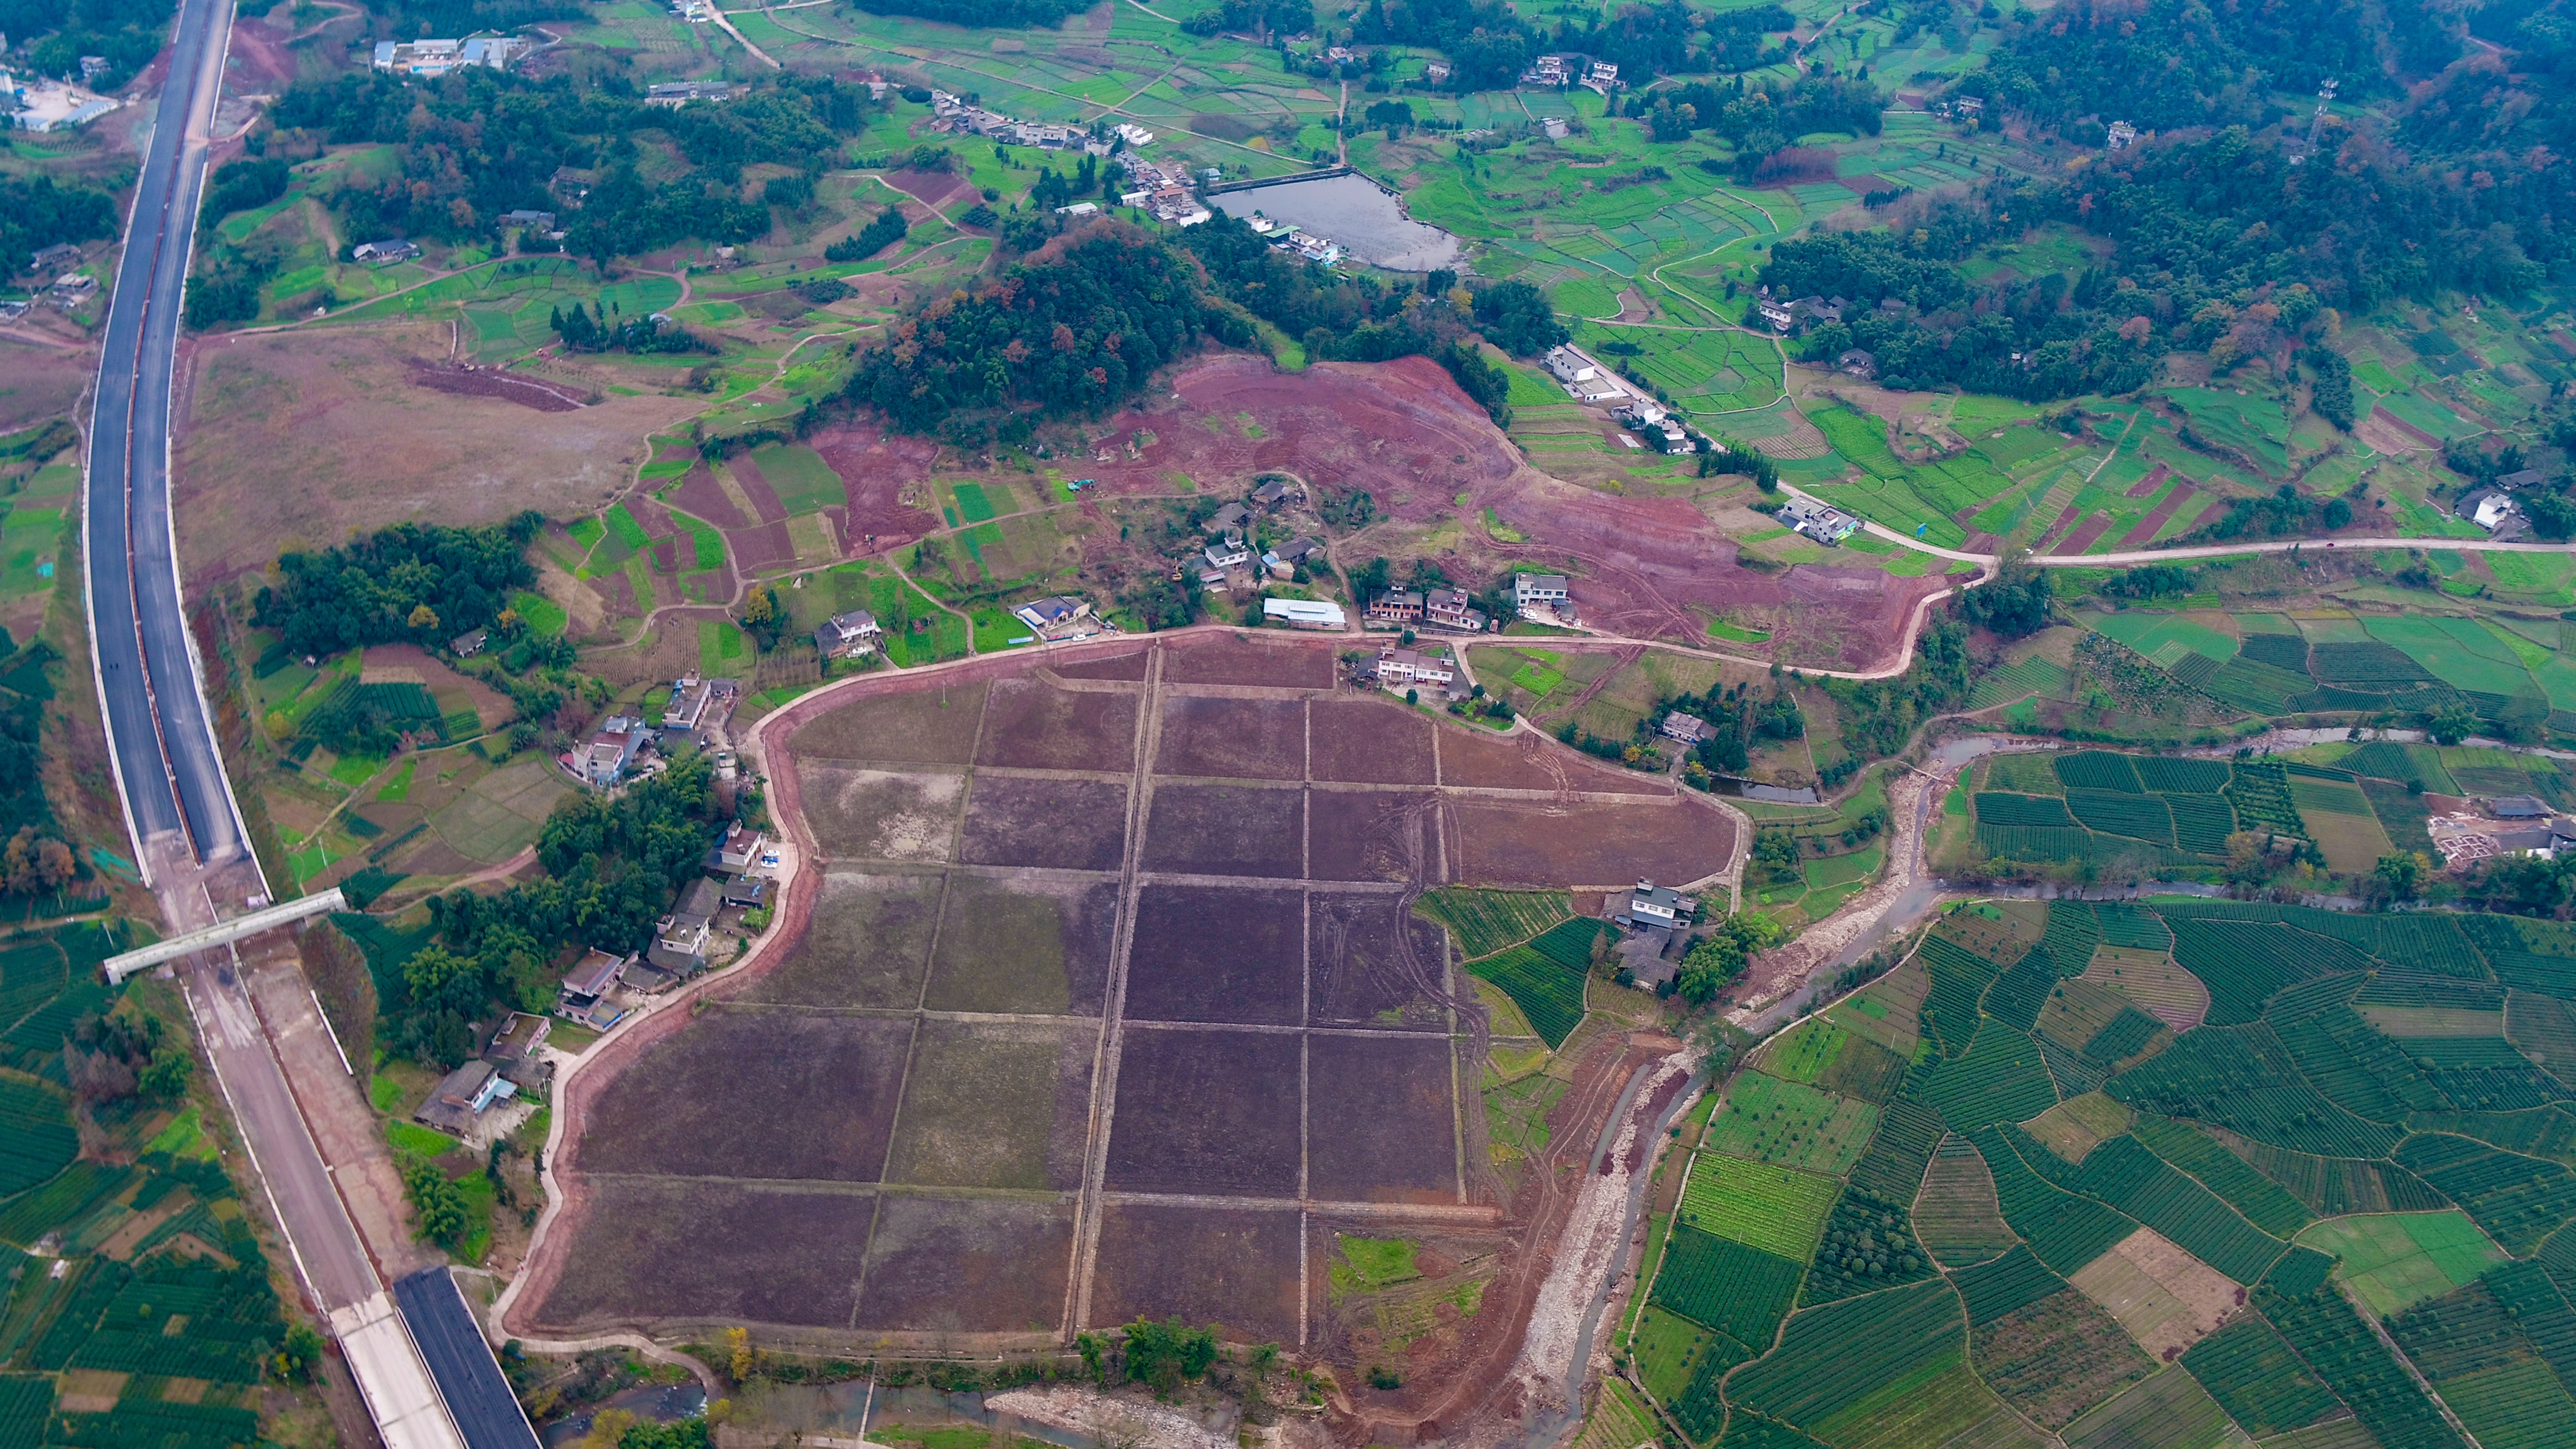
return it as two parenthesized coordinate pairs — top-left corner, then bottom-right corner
(535, 637), (1738, 1353)
(1629, 883), (2576, 1447)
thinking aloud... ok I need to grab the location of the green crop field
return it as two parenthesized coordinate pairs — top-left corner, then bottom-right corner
(1703, 1072), (1881, 1175)
(1678, 1153), (1839, 1259)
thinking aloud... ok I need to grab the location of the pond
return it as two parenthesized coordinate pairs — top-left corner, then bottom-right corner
(1208, 173), (1462, 272)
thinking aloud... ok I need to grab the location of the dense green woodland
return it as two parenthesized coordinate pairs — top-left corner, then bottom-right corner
(252, 514), (543, 657)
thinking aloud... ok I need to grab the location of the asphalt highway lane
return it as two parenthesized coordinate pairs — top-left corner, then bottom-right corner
(84, 0), (244, 870)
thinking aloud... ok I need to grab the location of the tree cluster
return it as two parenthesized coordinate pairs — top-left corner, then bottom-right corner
(1954, 552), (2054, 638)
(1825, 616), (1973, 761)
(1676, 912), (1783, 1002)
(253, 514), (543, 658)
(825, 204), (911, 262)
(0, 633), (79, 899)
(1074, 1317), (1223, 1395)
(2, 175), (118, 284)
(1181, 0), (1309, 36)
(1, 0), (169, 91)
(548, 301), (715, 354)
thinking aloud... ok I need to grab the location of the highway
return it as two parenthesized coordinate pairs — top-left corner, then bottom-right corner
(84, 0), (249, 884)
(77, 2), (478, 1446)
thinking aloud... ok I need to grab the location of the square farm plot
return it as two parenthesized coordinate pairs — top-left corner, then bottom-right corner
(535, 642), (1736, 1349)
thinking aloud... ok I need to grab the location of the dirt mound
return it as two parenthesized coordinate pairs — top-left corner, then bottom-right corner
(805, 421), (941, 548)
(409, 363), (589, 411)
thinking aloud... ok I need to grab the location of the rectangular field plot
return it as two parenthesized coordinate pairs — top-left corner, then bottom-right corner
(1728, 1278), (1966, 1440)
(740, 871), (943, 1009)
(1155, 696), (1306, 781)
(1450, 798), (1735, 889)
(1308, 699), (1436, 784)
(2062, 1367), (2238, 1449)
(530, 1179), (879, 1331)
(1159, 636), (1336, 688)
(2067, 1228), (2241, 1361)
(577, 1011), (915, 1182)
(1649, 1226), (1803, 1348)
(881, 1018), (1095, 1192)
(799, 765), (965, 864)
(2180, 1315), (2344, 1437)
(791, 681), (988, 764)
(1087, 1203), (1301, 1341)
(1309, 892), (1451, 1031)
(1122, 885), (1303, 1025)
(854, 1194), (1074, 1333)
(1678, 1154), (1838, 1259)
(1308, 789), (1441, 884)
(958, 775), (1130, 871)
(1972, 1286), (2155, 1432)
(973, 676), (1138, 772)
(1102, 1028), (1301, 1196)
(1142, 784), (1304, 878)
(1703, 1073), (1880, 1176)
(2295, 1210), (2508, 1315)
(1307, 1034), (1459, 1202)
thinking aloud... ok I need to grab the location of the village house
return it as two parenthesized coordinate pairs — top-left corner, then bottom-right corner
(705, 821), (765, 874)
(2459, 487), (2526, 537)
(1582, 60), (1620, 92)
(1425, 60), (1451, 82)
(2106, 121), (2138, 151)
(449, 628), (488, 658)
(556, 949), (632, 1027)
(351, 238), (421, 264)
(724, 876), (769, 909)
(1251, 478), (1304, 507)
(582, 717), (647, 787)
(1837, 348), (1878, 380)
(415, 1059), (515, 1135)
(481, 1012), (553, 1094)
(1368, 590), (1427, 624)
(28, 242), (82, 275)
(1205, 537), (1253, 571)
(1756, 293), (1798, 330)
(644, 80), (736, 105)
(1660, 712), (1715, 745)
(1779, 496), (1862, 545)
(1621, 879), (1697, 930)
(373, 36), (528, 75)
(1424, 588), (1485, 632)
(1374, 645), (1457, 691)
(814, 608), (883, 660)
(1514, 573), (1571, 615)
(647, 878), (724, 975)
(1262, 537), (1324, 578)
(1010, 595), (1096, 640)
(661, 676), (739, 739)
(1262, 598), (1346, 630)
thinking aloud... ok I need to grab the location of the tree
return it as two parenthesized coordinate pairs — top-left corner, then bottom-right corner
(2368, 852), (2424, 905)
(401, 1155), (469, 1248)
(725, 1327), (753, 1384)
(2428, 703), (2478, 746)
(739, 584), (786, 651)
(1120, 1317), (1218, 1394)
(1955, 546), (2053, 638)
(138, 1047), (192, 1101)
(408, 603), (441, 634)
(273, 1322), (326, 1383)
(1676, 913), (1783, 1002)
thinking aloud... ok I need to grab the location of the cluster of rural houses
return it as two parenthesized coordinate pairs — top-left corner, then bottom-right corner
(2427, 792), (2576, 870)
(1518, 54), (1621, 92)
(372, 35), (530, 75)
(1608, 879), (1699, 991)
(571, 675), (742, 789)
(0, 66), (121, 133)
(2456, 469), (2551, 541)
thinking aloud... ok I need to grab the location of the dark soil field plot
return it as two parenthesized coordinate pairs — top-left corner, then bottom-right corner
(974, 677), (1139, 772)
(1087, 1203), (1301, 1340)
(1048, 651), (1151, 681)
(1103, 1029), (1301, 1196)
(1123, 885), (1304, 1025)
(1142, 784), (1305, 878)
(1973, 1287), (2154, 1431)
(882, 1019), (1095, 1191)
(744, 871), (943, 1009)
(1308, 789), (1440, 883)
(958, 775), (1129, 871)
(1309, 892), (1451, 1030)
(1154, 696), (1307, 781)
(1451, 800), (1733, 887)
(1308, 700), (1436, 784)
(1160, 636), (1335, 688)
(532, 1179), (878, 1330)
(1440, 728), (1669, 794)
(792, 682), (988, 763)
(800, 766), (964, 863)
(579, 1012), (914, 1182)
(854, 1194), (1075, 1334)
(925, 876), (1120, 1017)
(1306, 1034), (1459, 1201)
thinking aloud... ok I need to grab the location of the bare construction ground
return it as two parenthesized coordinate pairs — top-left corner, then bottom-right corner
(515, 633), (1736, 1428)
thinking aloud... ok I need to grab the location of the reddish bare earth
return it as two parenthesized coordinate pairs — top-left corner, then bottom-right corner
(511, 632), (1728, 1447)
(407, 363), (587, 411)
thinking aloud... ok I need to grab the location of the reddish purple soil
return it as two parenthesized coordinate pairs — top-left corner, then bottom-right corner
(2119, 481), (2196, 546)
(2126, 463), (2172, 499)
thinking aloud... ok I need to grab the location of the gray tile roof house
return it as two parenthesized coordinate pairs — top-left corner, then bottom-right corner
(1205, 502), (1252, 533)
(705, 821), (764, 873)
(415, 1059), (512, 1135)
(815, 609), (883, 659)
(2494, 795), (2550, 819)
(1660, 712), (1714, 745)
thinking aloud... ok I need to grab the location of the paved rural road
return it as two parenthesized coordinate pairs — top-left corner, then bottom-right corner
(84, 0), (247, 875)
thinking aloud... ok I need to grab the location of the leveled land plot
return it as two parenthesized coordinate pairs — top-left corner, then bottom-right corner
(1450, 798), (1734, 888)
(923, 875), (1120, 1016)
(578, 1011), (914, 1182)
(1704, 1073), (1881, 1176)
(1727, 1278), (1968, 1442)
(2179, 1315), (2342, 1437)
(1101, 1027), (1300, 1197)
(1307, 1033), (1459, 1202)
(1916, 1140), (2016, 1266)
(854, 1194), (1075, 1333)
(1309, 892), (1451, 1031)
(2434, 1357), (2576, 1449)
(2067, 1227), (2241, 1360)
(1308, 699), (1437, 784)
(1142, 784), (1303, 878)
(792, 681), (988, 763)
(1122, 885), (1303, 1026)
(741, 871), (943, 1009)
(531, 1178), (879, 1330)
(2081, 947), (2209, 1031)
(2295, 1211), (2507, 1315)
(1087, 1202), (1301, 1341)
(1308, 789), (1440, 884)
(1757, 1019), (1852, 1085)
(800, 766), (964, 863)
(1438, 725), (1669, 795)
(2023, 1093), (2134, 1166)
(1155, 696), (1306, 781)
(957, 775), (1130, 871)
(1972, 1288), (2155, 1432)
(974, 677), (1138, 772)
(1678, 1154), (1838, 1259)
(1159, 636), (1336, 688)
(881, 1017), (1096, 1191)
(1833, 959), (1928, 1056)
(2062, 1367), (2239, 1449)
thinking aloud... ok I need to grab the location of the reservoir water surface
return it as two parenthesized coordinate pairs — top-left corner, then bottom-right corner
(1208, 173), (1463, 272)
